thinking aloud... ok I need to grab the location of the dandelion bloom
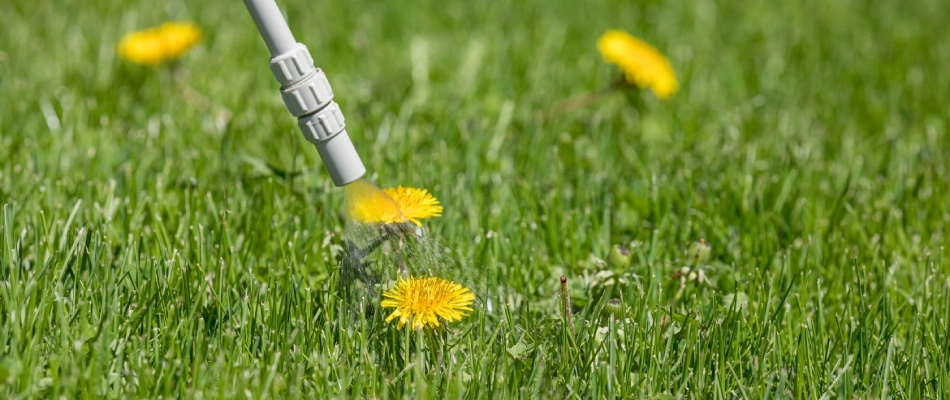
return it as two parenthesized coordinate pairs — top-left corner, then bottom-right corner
(381, 186), (443, 226)
(380, 276), (475, 330)
(596, 29), (678, 99)
(345, 181), (442, 226)
(117, 22), (202, 65)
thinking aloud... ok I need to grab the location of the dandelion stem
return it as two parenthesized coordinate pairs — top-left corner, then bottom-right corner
(542, 91), (602, 117)
(537, 76), (630, 119)
(363, 231), (391, 254)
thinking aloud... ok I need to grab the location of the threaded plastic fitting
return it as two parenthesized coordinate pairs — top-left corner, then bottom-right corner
(243, 0), (366, 187)
(265, 44), (365, 186)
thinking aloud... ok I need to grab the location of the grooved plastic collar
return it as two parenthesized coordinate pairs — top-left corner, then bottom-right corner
(298, 101), (345, 143)
(280, 69), (334, 117)
(268, 43), (315, 86)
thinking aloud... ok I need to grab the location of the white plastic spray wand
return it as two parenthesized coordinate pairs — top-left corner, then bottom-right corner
(242, 0), (366, 186)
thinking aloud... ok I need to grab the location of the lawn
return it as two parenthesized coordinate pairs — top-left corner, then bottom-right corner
(2, 0), (949, 398)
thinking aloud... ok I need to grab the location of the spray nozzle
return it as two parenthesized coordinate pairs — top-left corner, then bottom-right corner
(243, 0), (366, 186)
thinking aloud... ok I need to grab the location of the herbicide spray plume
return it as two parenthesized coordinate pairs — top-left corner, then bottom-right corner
(339, 180), (492, 319)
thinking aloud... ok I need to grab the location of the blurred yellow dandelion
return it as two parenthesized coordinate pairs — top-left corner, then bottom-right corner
(597, 29), (678, 99)
(344, 180), (406, 225)
(345, 181), (442, 226)
(117, 22), (202, 65)
(380, 276), (475, 330)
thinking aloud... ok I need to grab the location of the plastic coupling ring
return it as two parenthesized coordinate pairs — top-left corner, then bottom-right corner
(268, 43), (316, 86)
(280, 68), (334, 117)
(298, 101), (345, 144)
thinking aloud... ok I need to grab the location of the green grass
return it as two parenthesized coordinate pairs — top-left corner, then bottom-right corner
(2, 0), (950, 397)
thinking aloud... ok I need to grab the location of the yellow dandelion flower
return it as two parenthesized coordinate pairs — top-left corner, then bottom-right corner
(596, 29), (678, 99)
(380, 276), (475, 330)
(117, 22), (202, 65)
(344, 180), (442, 226)
(381, 186), (443, 226)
